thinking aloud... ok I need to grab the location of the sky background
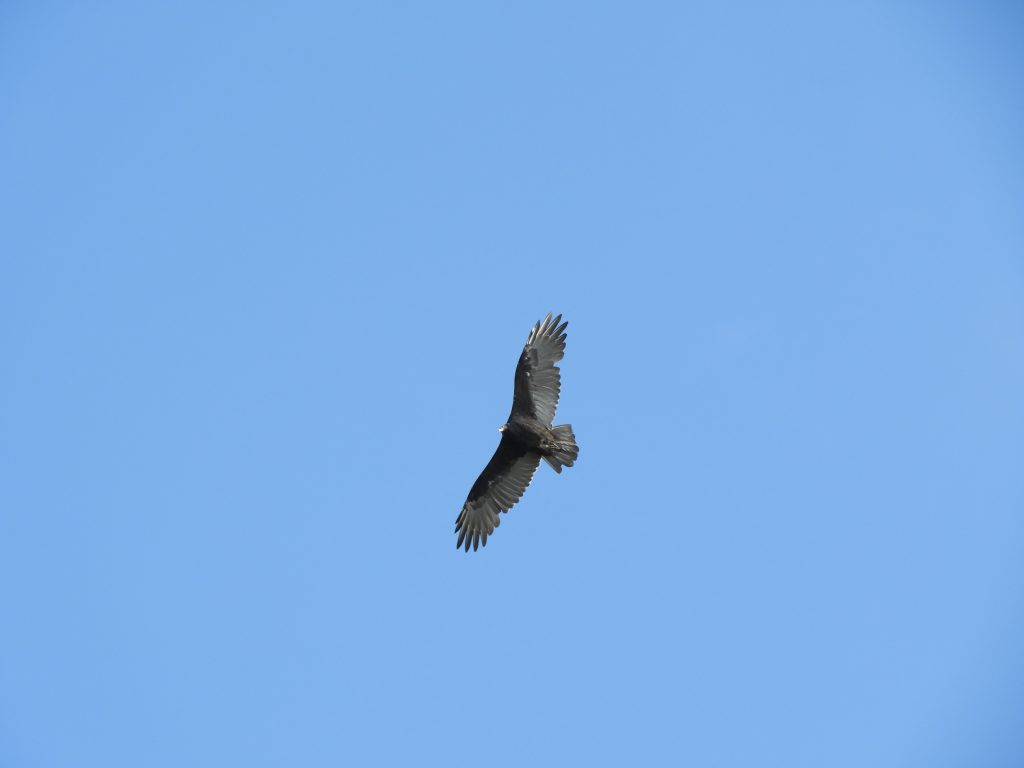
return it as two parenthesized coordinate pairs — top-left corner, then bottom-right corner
(2, 2), (1023, 766)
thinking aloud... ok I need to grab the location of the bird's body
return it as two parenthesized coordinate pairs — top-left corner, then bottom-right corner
(455, 313), (579, 551)
(503, 417), (550, 451)
(502, 418), (577, 471)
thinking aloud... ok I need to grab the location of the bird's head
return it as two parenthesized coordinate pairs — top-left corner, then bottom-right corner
(498, 423), (508, 434)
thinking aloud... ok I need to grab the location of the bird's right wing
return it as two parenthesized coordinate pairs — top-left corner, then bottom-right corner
(510, 313), (568, 426)
(455, 435), (541, 552)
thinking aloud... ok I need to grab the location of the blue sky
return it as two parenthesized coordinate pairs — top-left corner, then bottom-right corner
(2, 2), (1023, 766)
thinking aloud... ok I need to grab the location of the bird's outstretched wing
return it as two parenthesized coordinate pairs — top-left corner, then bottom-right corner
(510, 312), (568, 426)
(455, 435), (542, 552)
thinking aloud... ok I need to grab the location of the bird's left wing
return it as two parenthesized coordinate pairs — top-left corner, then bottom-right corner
(510, 313), (568, 426)
(455, 435), (542, 552)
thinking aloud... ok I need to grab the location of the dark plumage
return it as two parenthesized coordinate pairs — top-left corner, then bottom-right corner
(455, 313), (579, 551)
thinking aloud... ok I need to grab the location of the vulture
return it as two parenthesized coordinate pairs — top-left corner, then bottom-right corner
(455, 313), (579, 551)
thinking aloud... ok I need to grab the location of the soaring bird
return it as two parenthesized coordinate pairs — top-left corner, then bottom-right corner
(455, 313), (579, 551)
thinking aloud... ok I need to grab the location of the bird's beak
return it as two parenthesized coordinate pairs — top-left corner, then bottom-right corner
(498, 424), (507, 433)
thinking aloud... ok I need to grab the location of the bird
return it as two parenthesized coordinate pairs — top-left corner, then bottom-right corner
(455, 313), (579, 551)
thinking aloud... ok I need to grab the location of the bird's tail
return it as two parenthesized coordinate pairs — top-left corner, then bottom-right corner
(543, 424), (578, 474)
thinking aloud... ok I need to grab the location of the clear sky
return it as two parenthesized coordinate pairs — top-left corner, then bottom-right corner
(2, 2), (1023, 766)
